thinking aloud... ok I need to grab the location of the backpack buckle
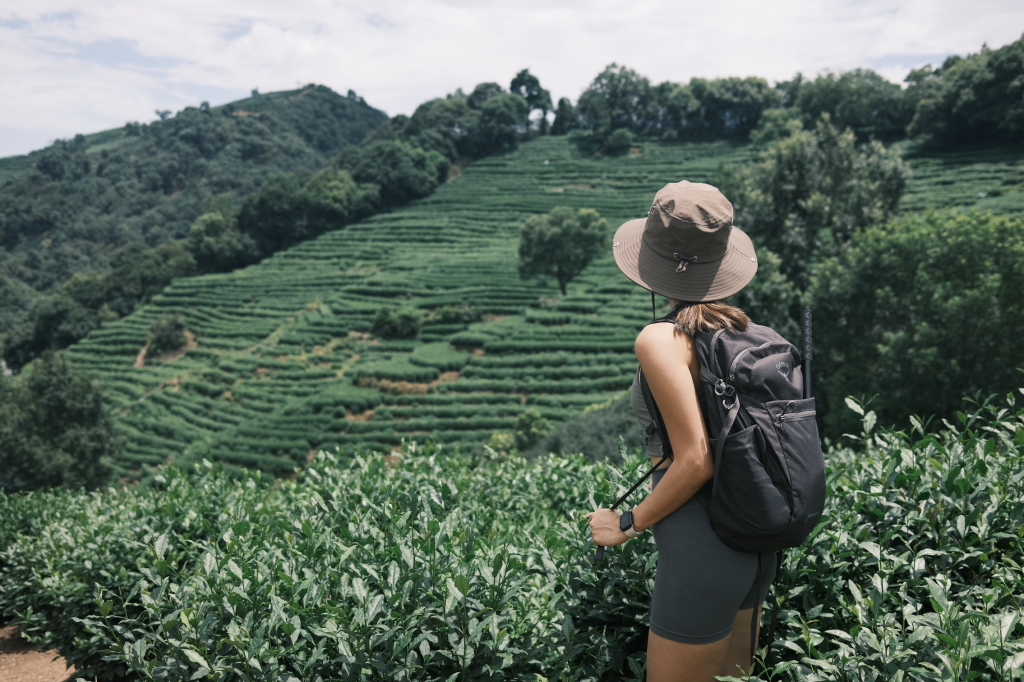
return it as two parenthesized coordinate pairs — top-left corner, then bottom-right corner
(714, 380), (735, 398)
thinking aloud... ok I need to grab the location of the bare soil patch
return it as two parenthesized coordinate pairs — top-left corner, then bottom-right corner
(0, 626), (77, 682)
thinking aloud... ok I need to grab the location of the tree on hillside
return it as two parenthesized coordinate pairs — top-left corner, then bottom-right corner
(473, 94), (530, 156)
(576, 64), (657, 136)
(908, 34), (1024, 145)
(510, 69), (553, 133)
(402, 96), (480, 161)
(790, 69), (912, 141)
(147, 313), (188, 358)
(186, 211), (260, 273)
(336, 140), (448, 208)
(551, 97), (581, 135)
(0, 352), (117, 491)
(678, 77), (782, 140)
(718, 114), (909, 287)
(519, 207), (608, 295)
(811, 209), (1024, 437)
(468, 82), (506, 109)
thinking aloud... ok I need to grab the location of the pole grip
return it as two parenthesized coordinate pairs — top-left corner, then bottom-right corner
(801, 307), (812, 400)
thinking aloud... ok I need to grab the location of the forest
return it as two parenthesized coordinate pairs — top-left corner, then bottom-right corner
(0, 32), (1024, 682)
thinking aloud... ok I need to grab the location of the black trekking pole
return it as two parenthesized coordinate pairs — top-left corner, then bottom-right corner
(593, 455), (668, 563)
(801, 307), (812, 401)
(763, 307), (812, 669)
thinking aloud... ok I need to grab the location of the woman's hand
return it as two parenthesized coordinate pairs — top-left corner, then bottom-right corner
(587, 508), (629, 547)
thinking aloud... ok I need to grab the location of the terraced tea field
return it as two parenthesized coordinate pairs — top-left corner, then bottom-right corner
(65, 136), (1024, 476)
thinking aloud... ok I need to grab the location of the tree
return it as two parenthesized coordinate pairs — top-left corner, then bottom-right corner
(402, 96), (479, 161)
(147, 313), (188, 358)
(551, 97), (581, 135)
(792, 69), (911, 141)
(576, 64), (657, 136)
(719, 114), (909, 288)
(519, 207), (608, 295)
(510, 69), (553, 133)
(370, 307), (422, 340)
(908, 34), (1024, 145)
(186, 211), (260, 273)
(811, 209), (1024, 437)
(336, 140), (448, 209)
(473, 94), (529, 156)
(678, 77), (782, 140)
(468, 82), (505, 109)
(0, 352), (117, 491)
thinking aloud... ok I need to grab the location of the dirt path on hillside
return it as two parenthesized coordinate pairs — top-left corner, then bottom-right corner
(0, 626), (77, 682)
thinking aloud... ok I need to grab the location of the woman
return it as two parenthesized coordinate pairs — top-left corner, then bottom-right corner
(587, 181), (776, 680)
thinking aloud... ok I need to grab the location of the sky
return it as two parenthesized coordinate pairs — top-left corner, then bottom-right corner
(1, 0), (1022, 158)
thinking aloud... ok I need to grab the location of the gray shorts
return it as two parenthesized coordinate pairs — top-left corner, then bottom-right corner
(648, 469), (777, 645)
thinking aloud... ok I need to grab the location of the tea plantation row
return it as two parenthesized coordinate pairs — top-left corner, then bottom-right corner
(1, 396), (1023, 680)
(64, 135), (1024, 477)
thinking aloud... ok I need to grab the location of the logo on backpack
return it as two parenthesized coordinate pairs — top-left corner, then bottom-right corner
(775, 361), (791, 378)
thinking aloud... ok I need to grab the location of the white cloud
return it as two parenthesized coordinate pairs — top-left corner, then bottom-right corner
(1, 0), (1022, 156)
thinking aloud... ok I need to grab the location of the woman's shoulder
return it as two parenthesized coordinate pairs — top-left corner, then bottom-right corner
(635, 321), (695, 357)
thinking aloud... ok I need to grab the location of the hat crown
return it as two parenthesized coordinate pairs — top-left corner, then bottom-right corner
(643, 181), (734, 262)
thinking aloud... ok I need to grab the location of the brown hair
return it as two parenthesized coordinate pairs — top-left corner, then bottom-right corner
(668, 300), (749, 337)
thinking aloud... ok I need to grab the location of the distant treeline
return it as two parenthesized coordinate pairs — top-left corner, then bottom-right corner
(554, 33), (1024, 152)
(3, 32), (1023, 369)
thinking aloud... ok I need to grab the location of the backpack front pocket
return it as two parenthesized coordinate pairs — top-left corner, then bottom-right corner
(708, 424), (791, 537)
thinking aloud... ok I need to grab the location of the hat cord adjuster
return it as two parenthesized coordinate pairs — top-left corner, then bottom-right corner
(674, 253), (698, 272)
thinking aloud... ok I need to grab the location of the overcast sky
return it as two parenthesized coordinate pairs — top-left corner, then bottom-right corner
(1, 0), (1022, 158)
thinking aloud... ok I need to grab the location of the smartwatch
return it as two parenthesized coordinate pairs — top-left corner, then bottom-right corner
(619, 509), (644, 539)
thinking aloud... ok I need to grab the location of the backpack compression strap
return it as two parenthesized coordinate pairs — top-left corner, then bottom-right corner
(699, 366), (741, 498)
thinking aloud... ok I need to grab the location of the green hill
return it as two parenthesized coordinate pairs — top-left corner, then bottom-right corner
(60, 135), (1024, 477)
(0, 85), (387, 297)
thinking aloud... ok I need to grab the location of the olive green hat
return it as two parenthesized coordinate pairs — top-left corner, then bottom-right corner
(612, 181), (757, 301)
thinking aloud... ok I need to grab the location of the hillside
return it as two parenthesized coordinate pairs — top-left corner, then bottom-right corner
(0, 85), (386, 301)
(59, 134), (1024, 477)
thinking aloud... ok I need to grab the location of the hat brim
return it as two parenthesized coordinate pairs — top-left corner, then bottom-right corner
(612, 218), (758, 302)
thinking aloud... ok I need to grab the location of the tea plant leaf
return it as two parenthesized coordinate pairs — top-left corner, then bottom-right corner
(226, 560), (243, 580)
(454, 574), (470, 596)
(182, 648), (209, 669)
(845, 397), (865, 416)
(154, 534), (168, 559)
(99, 600), (112, 617)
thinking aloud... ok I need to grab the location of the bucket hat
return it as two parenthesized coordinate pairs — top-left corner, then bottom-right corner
(612, 181), (757, 302)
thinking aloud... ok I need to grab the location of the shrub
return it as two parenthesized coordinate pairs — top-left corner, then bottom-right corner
(3, 393), (1024, 680)
(147, 314), (188, 358)
(812, 209), (1024, 437)
(514, 407), (552, 450)
(0, 352), (117, 492)
(370, 306), (422, 340)
(409, 342), (470, 371)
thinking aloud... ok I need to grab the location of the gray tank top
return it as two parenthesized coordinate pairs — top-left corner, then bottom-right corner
(630, 369), (708, 458)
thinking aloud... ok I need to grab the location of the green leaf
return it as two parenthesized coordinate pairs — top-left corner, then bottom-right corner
(99, 600), (112, 617)
(845, 397), (864, 416)
(454, 574), (470, 596)
(154, 534), (168, 559)
(864, 410), (876, 433)
(182, 648), (209, 669)
(226, 560), (243, 580)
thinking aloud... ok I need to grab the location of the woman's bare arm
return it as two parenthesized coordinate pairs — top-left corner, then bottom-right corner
(587, 323), (714, 545)
(629, 323), (714, 531)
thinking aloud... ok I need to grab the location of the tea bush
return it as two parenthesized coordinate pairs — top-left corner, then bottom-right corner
(2, 392), (1024, 680)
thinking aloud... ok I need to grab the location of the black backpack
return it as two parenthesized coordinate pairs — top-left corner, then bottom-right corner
(638, 313), (826, 554)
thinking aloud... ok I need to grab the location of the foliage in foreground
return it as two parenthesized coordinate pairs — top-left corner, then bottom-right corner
(1, 395), (1024, 680)
(0, 351), (116, 492)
